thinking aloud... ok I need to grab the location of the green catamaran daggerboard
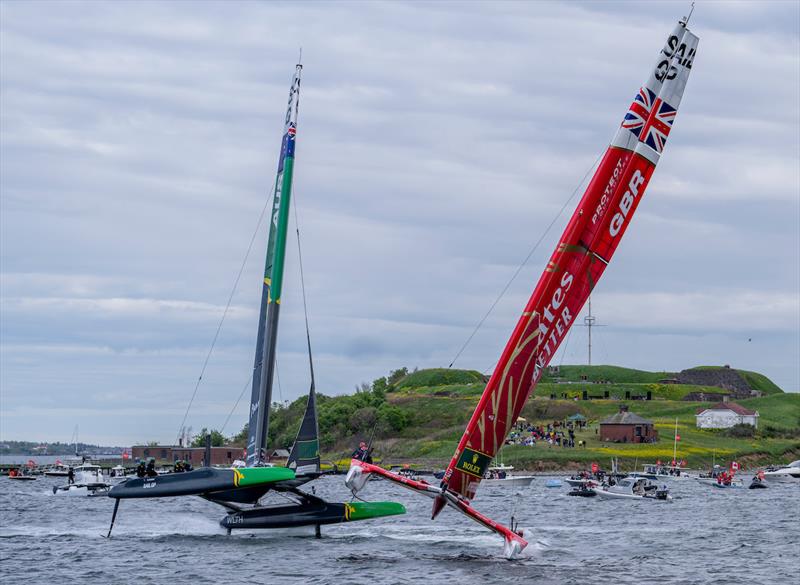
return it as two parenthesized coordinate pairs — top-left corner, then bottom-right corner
(105, 63), (404, 537)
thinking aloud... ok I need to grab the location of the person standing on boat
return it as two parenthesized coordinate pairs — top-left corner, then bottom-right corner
(352, 441), (373, 464)
(145, 459), (158, 477)
(67, 467), (75, 485)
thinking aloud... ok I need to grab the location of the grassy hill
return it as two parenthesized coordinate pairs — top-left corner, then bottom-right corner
(688, 366), (785, 395)
(256, 365), (796, 472)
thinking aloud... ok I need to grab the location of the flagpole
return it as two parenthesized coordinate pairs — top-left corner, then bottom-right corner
(672, 417), (678, 466)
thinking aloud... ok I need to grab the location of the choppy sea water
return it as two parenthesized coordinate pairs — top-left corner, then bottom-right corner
(1, 474), (797, 584)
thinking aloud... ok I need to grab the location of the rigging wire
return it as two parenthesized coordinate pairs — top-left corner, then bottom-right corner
(220, 373), (254, 435)
(447, 152), (603, 369)
(174, 195), (272, 445)
(558, 321), (575, 367)
(275, 359), (284, 404)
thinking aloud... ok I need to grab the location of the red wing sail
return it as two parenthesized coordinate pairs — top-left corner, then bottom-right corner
(437, 21), (699, 508)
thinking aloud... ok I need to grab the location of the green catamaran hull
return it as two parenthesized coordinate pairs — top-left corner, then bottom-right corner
(220, 497), (405, 530)
(108, 467), (294, 501)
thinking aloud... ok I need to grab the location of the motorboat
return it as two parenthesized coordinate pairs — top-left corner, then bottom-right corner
(695, 466), (744, 488)
(638, 463), (696, 481)
(52, 464), (111, 496)
(565, 472), (605, 487)
(7, 468), (36, 481)
(592, 476), (672, 501)
(482, 464), (535, 488)
(388, 466), (422, 481)
(567, 483), (597, 497)
(748, 475), (768, 489)
(109, 465), (127, 479)
(44, 464), (71, 477)
(710, 480), (743, 489)
(762, 460), (800, 482)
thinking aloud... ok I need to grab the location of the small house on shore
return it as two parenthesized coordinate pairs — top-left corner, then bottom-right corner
(131, 445), (244, 466)
(599, 405), (658, 443)
(695, 402), (759, 429)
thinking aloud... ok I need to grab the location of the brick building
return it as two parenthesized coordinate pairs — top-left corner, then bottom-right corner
(131, 445), (245, 466)
(599, 405), (658, 443)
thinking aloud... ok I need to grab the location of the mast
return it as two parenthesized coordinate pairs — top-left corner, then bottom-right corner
(434, 19), (699, 515)
(246, 64), (302, 466)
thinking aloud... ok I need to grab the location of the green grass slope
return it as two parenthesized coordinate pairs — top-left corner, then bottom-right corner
(395, 368), (486, 390)
(540, 365), (667, 384)
(256, 366), (794, 471)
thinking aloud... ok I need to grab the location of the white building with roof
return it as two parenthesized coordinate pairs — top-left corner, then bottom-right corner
(695, 402), (759, 429)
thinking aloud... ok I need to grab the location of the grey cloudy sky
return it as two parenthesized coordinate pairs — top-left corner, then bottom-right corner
(1, 0), (798, 446)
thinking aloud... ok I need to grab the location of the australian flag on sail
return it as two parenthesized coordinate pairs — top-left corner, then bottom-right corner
(621, 86), (676, 154)
(277, 123), (297, 173)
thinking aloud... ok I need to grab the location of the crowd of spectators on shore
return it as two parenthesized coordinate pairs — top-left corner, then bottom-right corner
(505, 420), (586, 448)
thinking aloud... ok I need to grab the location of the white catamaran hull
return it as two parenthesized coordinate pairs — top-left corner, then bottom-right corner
(53, 484), (110, 497)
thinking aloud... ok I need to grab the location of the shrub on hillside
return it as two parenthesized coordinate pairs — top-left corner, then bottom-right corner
(725, 423), (756, 438)
(377, 403), (411, 432)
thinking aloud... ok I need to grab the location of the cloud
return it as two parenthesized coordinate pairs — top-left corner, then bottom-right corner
(1, 0), (798, 444)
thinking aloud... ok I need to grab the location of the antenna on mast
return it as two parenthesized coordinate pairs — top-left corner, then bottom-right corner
(683, 2), (695, 26)
(584, 298), (596, 366)
(580, 297), (607, 366)
(298, 47), (303, 68)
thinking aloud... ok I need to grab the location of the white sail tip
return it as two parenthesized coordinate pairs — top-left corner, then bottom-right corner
(503, 534), (527, 560)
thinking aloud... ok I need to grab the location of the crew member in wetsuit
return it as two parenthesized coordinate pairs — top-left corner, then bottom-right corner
(67, 467), (75, 485)
(352, 441), (373, 464)
(136, 461), (146, 478)
(145, 459), (158, 477)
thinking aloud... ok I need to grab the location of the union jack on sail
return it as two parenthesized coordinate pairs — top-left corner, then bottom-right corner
(640, 98), (676, 153)
(622, 86), (677, 154)
(621, 87), (657, 137)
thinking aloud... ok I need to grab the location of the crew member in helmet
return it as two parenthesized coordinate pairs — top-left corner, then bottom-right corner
(352, 441), (373, 464)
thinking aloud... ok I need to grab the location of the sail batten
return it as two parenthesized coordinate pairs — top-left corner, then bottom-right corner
(437, 20), (699, 508)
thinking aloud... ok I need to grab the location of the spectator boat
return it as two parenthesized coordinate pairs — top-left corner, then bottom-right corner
(53, 464), (111, 496)
(592, 477), (672, 501)
(482, 464), (535, 488)
(761, 460), (800, 482)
